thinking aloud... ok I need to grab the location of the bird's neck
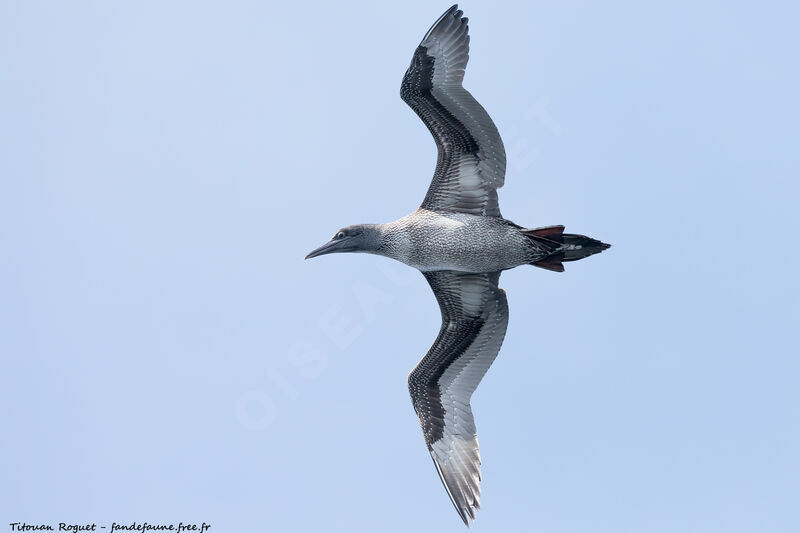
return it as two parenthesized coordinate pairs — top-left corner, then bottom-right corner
(371, 221), (411, 262)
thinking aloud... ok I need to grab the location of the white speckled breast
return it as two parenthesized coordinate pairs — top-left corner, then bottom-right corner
(378, 209), (533, 272)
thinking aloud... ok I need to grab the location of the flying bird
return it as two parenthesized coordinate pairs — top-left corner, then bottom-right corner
(306, 4), (609, 525)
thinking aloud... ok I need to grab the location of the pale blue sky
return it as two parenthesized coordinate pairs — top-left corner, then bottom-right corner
(2, 1), (799, 531)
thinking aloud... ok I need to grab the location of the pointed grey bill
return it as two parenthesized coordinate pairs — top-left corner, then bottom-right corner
(305, 237), (353, 259)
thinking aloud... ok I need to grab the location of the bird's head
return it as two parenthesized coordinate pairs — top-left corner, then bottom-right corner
(305, 224), (382, 259)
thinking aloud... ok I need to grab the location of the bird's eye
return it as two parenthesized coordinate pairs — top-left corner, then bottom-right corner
(336, 231), (345, 239)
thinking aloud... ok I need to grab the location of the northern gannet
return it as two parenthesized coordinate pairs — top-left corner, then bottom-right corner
(306, 5), (609, 525)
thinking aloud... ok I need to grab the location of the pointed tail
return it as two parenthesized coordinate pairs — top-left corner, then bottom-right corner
(523, 225), (610, 272)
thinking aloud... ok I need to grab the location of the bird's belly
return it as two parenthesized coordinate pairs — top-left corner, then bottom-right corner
(401, 218), (529, 273)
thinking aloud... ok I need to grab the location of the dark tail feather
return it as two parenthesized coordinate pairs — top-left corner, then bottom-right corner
(523, 225), (610, 272)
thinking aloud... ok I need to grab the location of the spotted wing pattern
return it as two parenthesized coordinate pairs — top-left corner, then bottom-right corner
(408, 270), (509, 524)
(401, 5), (507, 217)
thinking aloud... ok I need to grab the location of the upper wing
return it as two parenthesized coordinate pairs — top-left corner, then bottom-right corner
(400, 5), (507, 217)
(408, 270), (509, 525)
